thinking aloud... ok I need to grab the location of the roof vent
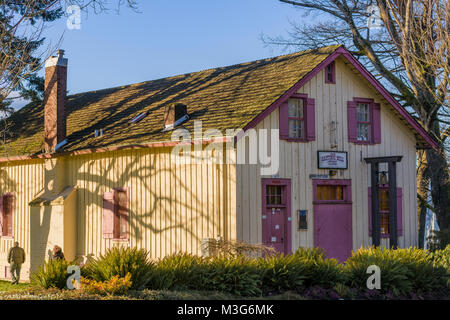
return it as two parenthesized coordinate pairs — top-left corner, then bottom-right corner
(54, 139), (68, 151)
(163, 103), (189, 131)
(94, 129), (104, 137)
(129, 112), (148, 124)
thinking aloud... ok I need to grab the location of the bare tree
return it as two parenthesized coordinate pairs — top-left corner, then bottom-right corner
(264, 0), (449, 246)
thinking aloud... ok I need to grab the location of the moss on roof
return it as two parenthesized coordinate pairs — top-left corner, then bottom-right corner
(3, 45), (341, 157)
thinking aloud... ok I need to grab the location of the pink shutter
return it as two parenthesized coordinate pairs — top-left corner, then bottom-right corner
(117, 188), (129, 240)
(397, 188), (403, 236)
(279, 102), (289, 139)
(347, 101), (357, 142)
(306, 98), (316, 141)
(102, 192), (115, 239)
(372, 103), (381, 144)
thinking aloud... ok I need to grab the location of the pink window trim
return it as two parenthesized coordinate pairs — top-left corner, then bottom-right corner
(312, 179), (352, 204)
(349, 97), (381, 145)
(261, 178), (292, 254)
(324, 61), (336, 84)
(368, 187), (403, 237)
(279, 93), (315, 142)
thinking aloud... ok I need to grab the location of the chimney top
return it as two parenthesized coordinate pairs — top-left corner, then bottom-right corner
(45, 49), (68, 68)
(163, 103), (189, 131)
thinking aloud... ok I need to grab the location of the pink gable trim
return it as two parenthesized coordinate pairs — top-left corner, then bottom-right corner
(241, 46), (438, 150)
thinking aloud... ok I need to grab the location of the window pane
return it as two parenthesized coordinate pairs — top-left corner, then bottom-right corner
(356, 103), (370, 122)
(357, 123), (370, 141)
(288, 99), (303, 118)
(379, 189), (389, 211)
(267, 186), (282, 205)
(317, 185), (344, 201)
(289, 119), (304, 138)
(380, 213), (389, 235)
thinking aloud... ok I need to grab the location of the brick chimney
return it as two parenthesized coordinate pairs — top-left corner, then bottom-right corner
(44, 49), (68, 153)
(163, 103), (189, 130)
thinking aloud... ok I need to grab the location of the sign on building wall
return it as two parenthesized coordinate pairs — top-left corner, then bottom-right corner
(317, 151), (348, 169)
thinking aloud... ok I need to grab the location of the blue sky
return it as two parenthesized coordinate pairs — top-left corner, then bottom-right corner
(36, 0), (316, 97)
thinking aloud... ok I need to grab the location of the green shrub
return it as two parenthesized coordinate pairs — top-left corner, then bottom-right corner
(345, 247), (448, 296)
(147, 254), (262, 296)
(431, 245), (450, 269)
(31, 259), (72, 289)
(82, 247), (154, 290)
(427, 229), (450, 252)
(303, 257), (347, 288)
(273, 248), (347, 289)
(202, 255), (262, 296)
(146, 253), (206, 291)
(258, 253), (306, 294)
(80, 273), (133, 295)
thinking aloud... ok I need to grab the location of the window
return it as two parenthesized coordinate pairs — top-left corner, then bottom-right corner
(288, 98), (305, 139)
(378, 189), (390, 235)
(102, 188), (129, 240)
(1, 193), (14, 237)
(313, 180), (351, 203)
(325, 61), (335, 84)
(356, 103), (371, 142)
(316, 185), (344, 201)
(279, 94), (315, 141)
(266, 185), (283, 205)
(368, 187), (403, 237)
(115, 189), (128, 239)
(347, 98), (381, 144)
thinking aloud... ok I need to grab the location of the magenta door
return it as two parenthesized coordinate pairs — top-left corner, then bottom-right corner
(262, 179), (292, 254)
(313, 180), (352, 263)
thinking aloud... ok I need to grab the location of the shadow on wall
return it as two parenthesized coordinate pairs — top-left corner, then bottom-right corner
(69, 147), (232, 258)
(30, 205), (52, 274)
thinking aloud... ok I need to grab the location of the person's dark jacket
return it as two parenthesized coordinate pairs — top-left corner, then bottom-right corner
(53, 251), (65, 260)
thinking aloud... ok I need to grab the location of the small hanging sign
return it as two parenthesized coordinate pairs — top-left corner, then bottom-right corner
(317, 151), (348, 169)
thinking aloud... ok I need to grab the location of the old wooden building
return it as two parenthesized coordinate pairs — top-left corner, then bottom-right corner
(0, 45), (437, 280)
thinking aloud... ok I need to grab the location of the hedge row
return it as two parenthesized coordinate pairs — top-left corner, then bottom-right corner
(31, 246), (450, 298)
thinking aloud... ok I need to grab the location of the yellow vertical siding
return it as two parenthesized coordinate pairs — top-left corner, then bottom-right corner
(0, 144), (236, 280)
(63, 146), (236, 261)
(0, 159), (45, 279)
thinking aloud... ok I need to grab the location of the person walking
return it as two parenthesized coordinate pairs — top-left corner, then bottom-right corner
(7, 242), (25, 284)
(52, 245), (65, 260)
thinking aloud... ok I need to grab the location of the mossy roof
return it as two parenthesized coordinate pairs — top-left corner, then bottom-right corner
(3, 45), (343, 157)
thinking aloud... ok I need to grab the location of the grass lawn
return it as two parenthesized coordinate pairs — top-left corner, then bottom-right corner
(0, 280), (32, 292)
